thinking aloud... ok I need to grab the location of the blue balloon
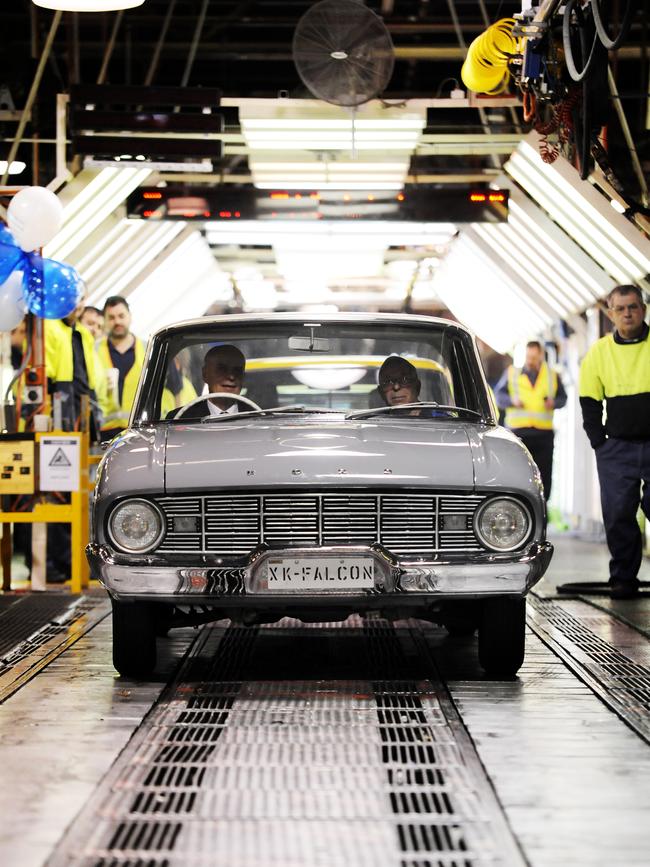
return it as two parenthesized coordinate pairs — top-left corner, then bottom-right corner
(0, 224), (24, 283)
(23, 255), (83, 319)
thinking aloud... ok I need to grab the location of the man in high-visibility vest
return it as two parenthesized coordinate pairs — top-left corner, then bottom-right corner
(44, 296), (101, 435)
(97, 296), (146, 440)
(495, 340), (567, 501)
(43, 296), (101, 582)
(579, 284), (650, 599)
(79, 305), (104, 341)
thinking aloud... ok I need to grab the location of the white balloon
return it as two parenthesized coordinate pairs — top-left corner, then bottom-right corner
(7, 186), (64, 252)
(0, 270), (27, 332)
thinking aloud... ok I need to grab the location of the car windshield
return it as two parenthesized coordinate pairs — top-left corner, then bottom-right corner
(135, 319), (491, 423)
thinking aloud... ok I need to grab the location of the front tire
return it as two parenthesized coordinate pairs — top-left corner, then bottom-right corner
(478, 596), (526, 676)
(111, 598), (157, 677)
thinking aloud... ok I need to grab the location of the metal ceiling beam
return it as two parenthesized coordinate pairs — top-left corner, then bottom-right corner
(1, 10), (62, 185)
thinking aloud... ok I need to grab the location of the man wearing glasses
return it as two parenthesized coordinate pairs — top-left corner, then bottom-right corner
(580, 284), (650, 599)
(378, 356), (421, 407)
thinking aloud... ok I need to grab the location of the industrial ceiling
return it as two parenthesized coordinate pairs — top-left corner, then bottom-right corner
(1, 1), (649, 349)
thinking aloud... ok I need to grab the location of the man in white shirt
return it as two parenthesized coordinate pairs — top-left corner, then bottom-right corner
(169, 344), (246, 419)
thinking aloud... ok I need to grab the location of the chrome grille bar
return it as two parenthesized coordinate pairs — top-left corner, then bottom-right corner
(155, 492), (486, 558)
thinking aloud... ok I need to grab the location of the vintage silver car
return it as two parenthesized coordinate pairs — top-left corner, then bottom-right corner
(87, 313), (553, 678)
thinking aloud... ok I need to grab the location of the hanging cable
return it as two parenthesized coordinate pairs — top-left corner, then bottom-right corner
(590, 0), (633, 51)
(461, 18), (520, 95)
(563, 0), (599, 83)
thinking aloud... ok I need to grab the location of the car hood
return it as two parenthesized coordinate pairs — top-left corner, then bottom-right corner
(164, 418), (476, 491)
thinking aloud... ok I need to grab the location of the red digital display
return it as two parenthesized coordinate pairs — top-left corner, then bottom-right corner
(128, 186), (509, 223)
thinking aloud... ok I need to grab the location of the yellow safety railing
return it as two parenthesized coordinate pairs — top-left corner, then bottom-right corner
(0, 430), (91, 594)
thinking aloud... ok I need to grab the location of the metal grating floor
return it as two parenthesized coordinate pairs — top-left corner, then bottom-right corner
(0, 593), (80, 659)
(48, 618), (524, 867)
(0, 594), (110, 703)
(528, 595), (650, 743)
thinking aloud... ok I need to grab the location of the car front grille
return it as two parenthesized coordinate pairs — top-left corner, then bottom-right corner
(154, 492), (486, 559)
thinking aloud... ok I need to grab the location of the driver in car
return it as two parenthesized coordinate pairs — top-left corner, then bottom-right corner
(168, 344), (246, 419)
(378, 356), (421, 407)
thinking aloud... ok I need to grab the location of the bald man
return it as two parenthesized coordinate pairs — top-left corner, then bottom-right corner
(168, 344), (246, 419)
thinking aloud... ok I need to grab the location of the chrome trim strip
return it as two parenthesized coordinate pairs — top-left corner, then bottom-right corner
(87, 541), (553, 600)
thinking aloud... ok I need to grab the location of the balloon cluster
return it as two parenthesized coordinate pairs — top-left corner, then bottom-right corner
(0, 187), (83, 332)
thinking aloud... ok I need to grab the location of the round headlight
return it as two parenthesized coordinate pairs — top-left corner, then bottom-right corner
(108, 499), (164, 553)
(475, 497), (531, 552)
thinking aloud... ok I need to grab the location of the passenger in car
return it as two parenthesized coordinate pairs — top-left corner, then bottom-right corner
(378, 356), (421, 407)
(167, 344), (246, 419)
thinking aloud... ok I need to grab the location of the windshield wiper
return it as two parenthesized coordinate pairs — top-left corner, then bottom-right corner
(197, 405), (336, 423)
(346, 402), (485, 421)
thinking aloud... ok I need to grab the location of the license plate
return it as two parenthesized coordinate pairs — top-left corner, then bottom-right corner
(262, 556), (374, 591)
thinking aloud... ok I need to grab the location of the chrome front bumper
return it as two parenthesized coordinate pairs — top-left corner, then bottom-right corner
(87, 541), (553, 601)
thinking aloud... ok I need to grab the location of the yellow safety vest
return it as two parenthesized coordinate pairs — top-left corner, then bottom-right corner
(44, 319), (98, 392)
(505, 363), (558, 431)
(160, 375), (197, 417)
(41, 319), (99, 431)
(579, 331), (650, 401)
(97, 336), (145, 431)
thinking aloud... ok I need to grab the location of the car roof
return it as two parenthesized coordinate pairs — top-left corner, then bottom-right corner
(152, 312), (474, 342)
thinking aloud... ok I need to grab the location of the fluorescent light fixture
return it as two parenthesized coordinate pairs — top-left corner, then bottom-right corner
(76, 218), (146, 283)
(475, 221), (580, 316)
(292, 368), (366, 390)
(433, 234), (550, 352)
(33, 1), (145, 9)
(92, 221), (185, 299)
(0, 161), (26, 175)
(275, 249), (385, 281)
(44, 166), (151, 262)
(238, 278), (278, 311)
(254, 181), (404, 191)
(245, 139), (417, 152)
(205, 221), (457, 246)
(472, 224), (566, 318)
(506, 154), (631, 282)
(242, 119), (425, 131)
(505, 135), (650, 288)
(251, 160), (407, 172)
(386, 260), (419, 280)
(507, 197), (607, 303)
(250, 158), (408, 190)
(242, 107), (424, 189)
(127, 233), (231, 334)
(84, 157), (213, 172)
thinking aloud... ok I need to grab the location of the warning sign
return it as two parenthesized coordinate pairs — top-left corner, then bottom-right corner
(49, 447), (71, 467)
(39, 436), (80, 491)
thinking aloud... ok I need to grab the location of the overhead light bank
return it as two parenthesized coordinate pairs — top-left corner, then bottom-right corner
(127, 186), (509, 223)
(34, 1), (145, 10)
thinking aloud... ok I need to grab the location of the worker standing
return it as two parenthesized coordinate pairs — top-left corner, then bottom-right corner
(44, 296), (100, 582)
(495, 340), (567, 500)
(579, 284), (650, 599)
(97, 296), (146, 440)
(45, 297), (100, 436)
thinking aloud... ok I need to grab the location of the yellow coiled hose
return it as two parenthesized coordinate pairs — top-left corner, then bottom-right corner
(461, 18), (520, 95)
